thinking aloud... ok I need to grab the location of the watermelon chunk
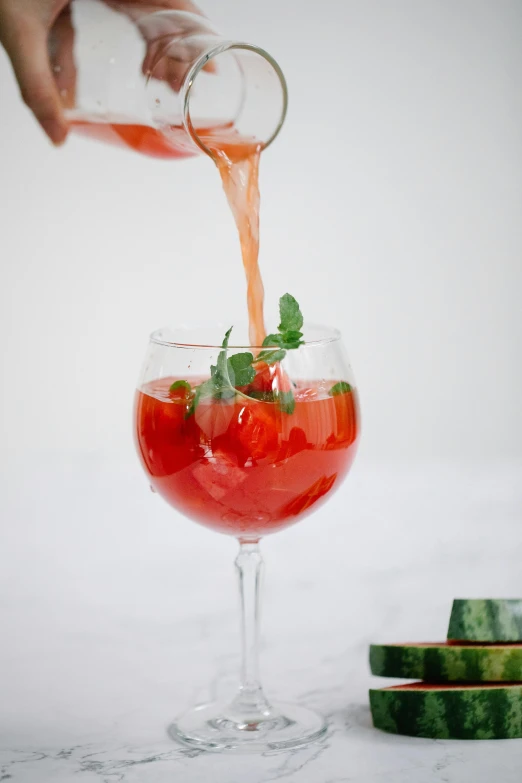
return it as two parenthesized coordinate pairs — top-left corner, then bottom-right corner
(370, 642), (522, 682)
(370, 682), (522, 740)
(231, 401), (279, 461)
(448, 599), (522, 643)
(248, 362), (292, 396)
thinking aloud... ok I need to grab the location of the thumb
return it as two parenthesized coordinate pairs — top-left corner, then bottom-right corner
(3, 17), (68, 145)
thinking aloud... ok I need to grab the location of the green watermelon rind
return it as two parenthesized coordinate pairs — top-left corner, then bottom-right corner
(370, 642), (522, 682)
(370, 684), (522, 740)
(448, 599), (522, 643)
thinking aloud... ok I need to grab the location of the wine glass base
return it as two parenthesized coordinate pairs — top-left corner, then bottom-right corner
(168, 701), (327, 753)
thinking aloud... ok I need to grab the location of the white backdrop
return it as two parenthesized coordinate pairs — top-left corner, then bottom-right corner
(0, 4), (522, 774)
(0, 0), (521, 463)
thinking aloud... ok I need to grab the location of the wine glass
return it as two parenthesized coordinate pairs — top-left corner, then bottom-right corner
(134, 322), (360, 752)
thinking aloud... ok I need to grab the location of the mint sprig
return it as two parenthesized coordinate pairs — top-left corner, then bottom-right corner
(211, 327), (256, 395)
(186, 327), (255, 417)
(257, 293), (305, 365)
(181, 294), (305, 418)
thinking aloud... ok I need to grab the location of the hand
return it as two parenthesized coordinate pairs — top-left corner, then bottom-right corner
(0, 0), (205, 146)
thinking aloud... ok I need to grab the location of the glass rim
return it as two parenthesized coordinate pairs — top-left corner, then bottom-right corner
(149, 322), (342, 350)
(182, 41), (289, 157)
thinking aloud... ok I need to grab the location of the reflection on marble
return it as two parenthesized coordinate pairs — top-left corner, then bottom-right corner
(0, 456), (521, 781)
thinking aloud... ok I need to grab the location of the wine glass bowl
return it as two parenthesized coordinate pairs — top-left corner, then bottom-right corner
(134, 322), (360, 751)
(135, 323), (359, 539)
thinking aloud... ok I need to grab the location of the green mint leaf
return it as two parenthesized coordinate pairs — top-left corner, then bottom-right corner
(257, 348), (287, 365)
(329, 381), (352, 396)
(277, 389), (295, 415)
(215, 326), (233, 380)
(228, 364), (256, 387)
(228, 352), (255, 386)
(262, 333), (284, 348)
(169, 380), (191, 395)
(284, 330), (303, 341)
(222, 327), (233, 349)
(278, 293), (303, 333)
(229, 352), (254, 371)
(280, 330), (303, 348)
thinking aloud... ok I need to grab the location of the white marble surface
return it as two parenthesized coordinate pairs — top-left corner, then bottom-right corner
(1, 455), (521, 781)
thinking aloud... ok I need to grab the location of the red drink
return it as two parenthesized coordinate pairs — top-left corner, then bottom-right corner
(135, 377), (359, 538)
(71, 121), (196, 159)
(70, 120), (237, 160)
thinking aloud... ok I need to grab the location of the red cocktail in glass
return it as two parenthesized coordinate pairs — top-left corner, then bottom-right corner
(134, 323), (360, 752)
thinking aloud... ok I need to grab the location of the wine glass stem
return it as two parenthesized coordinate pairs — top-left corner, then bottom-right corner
(231, 541), (271, 718)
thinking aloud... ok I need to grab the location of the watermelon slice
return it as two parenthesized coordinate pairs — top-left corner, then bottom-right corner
(370, 642), (522, 682)
(448, 599), (522, 643)
(370, 682), (522, 739)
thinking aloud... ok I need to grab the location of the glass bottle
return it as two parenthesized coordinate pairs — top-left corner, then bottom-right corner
(49, 0), (288, 158)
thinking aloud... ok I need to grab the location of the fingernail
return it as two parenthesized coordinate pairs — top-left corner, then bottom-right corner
(40, 118), (68, 146)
